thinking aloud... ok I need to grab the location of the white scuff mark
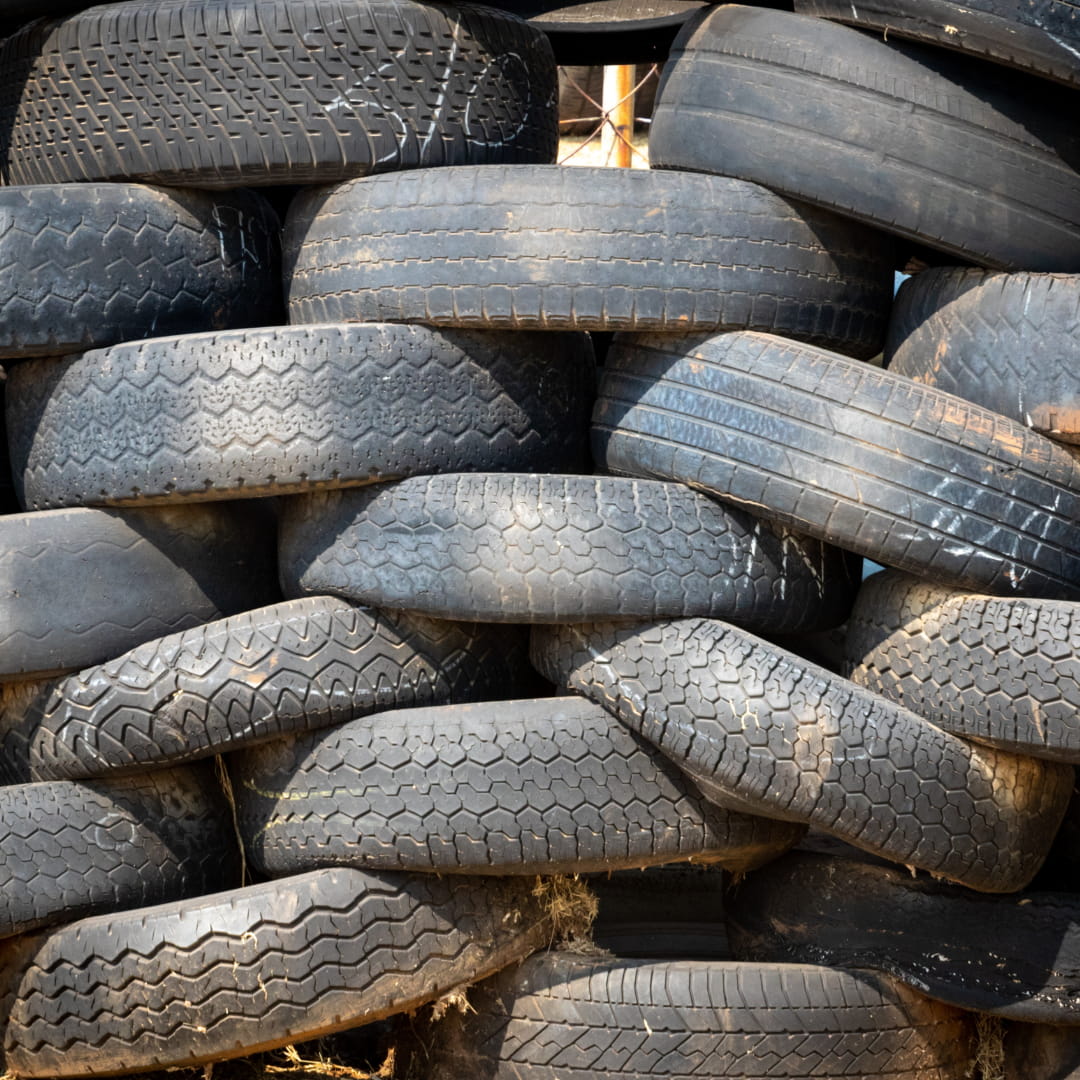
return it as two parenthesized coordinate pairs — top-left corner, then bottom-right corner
(1049, 33), (1080, 62)
(850, 2), (857, 16)
(421, 17), (462, 154)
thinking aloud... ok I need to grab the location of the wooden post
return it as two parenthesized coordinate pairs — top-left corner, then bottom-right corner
(600, 64), (635, 167)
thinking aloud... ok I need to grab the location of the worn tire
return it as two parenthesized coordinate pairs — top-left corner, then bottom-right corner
(0, 505), (277, 680)
(531, 619), (1073, 892)
(424, 952), (975, 1079)
(2, 869), (555, 1078)
(649, 5), (1080, 270)
(596, 331), (1080, 599)
(0, 599), (533, 782)
(886, 269), (1080, 444)
(726, 851), (1080, 1023)
(0, 0), (557, 188)
(284, 166), (894, 356)
(7, 324), (594, 508)
(279, 474), (860, 631)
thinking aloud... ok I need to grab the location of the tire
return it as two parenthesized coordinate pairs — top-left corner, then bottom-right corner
(845, 570), (1080, 763)
(279, 474), (861, 631)
(595, 331), (1080, 599)
(530, 619), (1073, 892)
(648, 5), (1080, 270)
(231, 697), (804, 878)
(0, 0), (557, 188)
(284, 166), (895, 357)
(7, 324), (594, 508)
(0, 505), (277, 680)
(0, 598), (535, 782)
(423, 952), (975, 1079)
(794, 0), (1080, 88)
(2, 869), (556, 1078)
(726, 851), (1080, 1023)
(0, 185), (280, 361)
(886, 269), (1080, 444)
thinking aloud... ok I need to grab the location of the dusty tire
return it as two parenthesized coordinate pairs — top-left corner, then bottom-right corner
(595, 330), (1080, 599)
(2, 869), (555, 1078)
(279, 474), (860, 631)
(0, 0), (557, 188)
(0, 599), (534, 782)
(886, 269), (1080, 444)
(726, 851), (1080, 1023)
(231, 697), (803, 878)
(649, 5), (1080, 270)
(424, 952), (975, 1079)
(284, 166), (894, 356)
(0, 505), (277, 680)
(7, 324), (594, 508)
(531, 619), (1073, 892)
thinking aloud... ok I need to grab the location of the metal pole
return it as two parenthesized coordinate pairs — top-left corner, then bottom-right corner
(601, 64), (635, 167)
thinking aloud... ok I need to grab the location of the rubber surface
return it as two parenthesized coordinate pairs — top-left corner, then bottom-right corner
(0, 504), (277, 680)
(595, 330), (1080, 599)
(0, 184), (279, 360)
(279, 474), (860, 631)
(531, 619), (1073, 892)
(284, 166), (894, 356)
(886, 269), (1080, 444)
(8, 324), (594, 508)
(0, 0), (557, 188)
(3, 869), (554, 1077)
(232, 697), (803, 878)
(727, 851), (1080, 1023)
(649, 5), (1080, 270)
(424, 952), (975, 1079)
(0, 598), (533, 782)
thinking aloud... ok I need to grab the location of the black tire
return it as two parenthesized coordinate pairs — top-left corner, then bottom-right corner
(284, 166), (895, 356)
(232, 697), (803, 878)
(0, 505), (277, 680)
(0, 766), (236, 939)
(2, 869), (556, 1078)
(0, 185), (280, 361)
(279, 474), (861, 631)
(530, 619), (1073, 892)
(726, 851), (1080, 1023)
(845, 570), (1080, 764)
(794, 0), (1080, 88)
(7, 324), (594, 508)
(595, 331), (1080, 599)
(649, 5), (1080, 270)
(0, 0), (557, 188)
(886, 269), (1080, 444)
(0, 598), (534, 782)
(423, 952), (976, 1079)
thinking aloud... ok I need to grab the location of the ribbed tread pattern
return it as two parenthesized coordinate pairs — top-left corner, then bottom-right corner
(232, 697), (803, 877)
(595, 330), (1080, 599)
(284, 166), (894, 356)
(278, 474), (860, 631)
(531, 619), (1073, 892)
(8, 324), (594, 508)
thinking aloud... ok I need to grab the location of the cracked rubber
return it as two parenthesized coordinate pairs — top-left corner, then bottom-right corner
(531, 618), (1073, 892)
(231, 696), (803, 878)
(0, 598), (534, 782)
(0, 184), (280, 361)
(726, 851), (1080, 1023)
(284, 165), (894, 356)
(7, 324), (594, 508)
(0, 0), (557, 188)
(2, 869), (554, 1078)
(0, 504), (277, 681)
(649, 5), (1080, 269)
(886, 269), (1080, 444)
(278, 474), (860, 631)
(845, 570), (1080, 763)
(595, 330), (1080, 599)
(424, 952), (976, 1079)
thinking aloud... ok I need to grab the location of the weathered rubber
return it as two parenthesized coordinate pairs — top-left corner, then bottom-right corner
(531, 618), (1073, 892)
